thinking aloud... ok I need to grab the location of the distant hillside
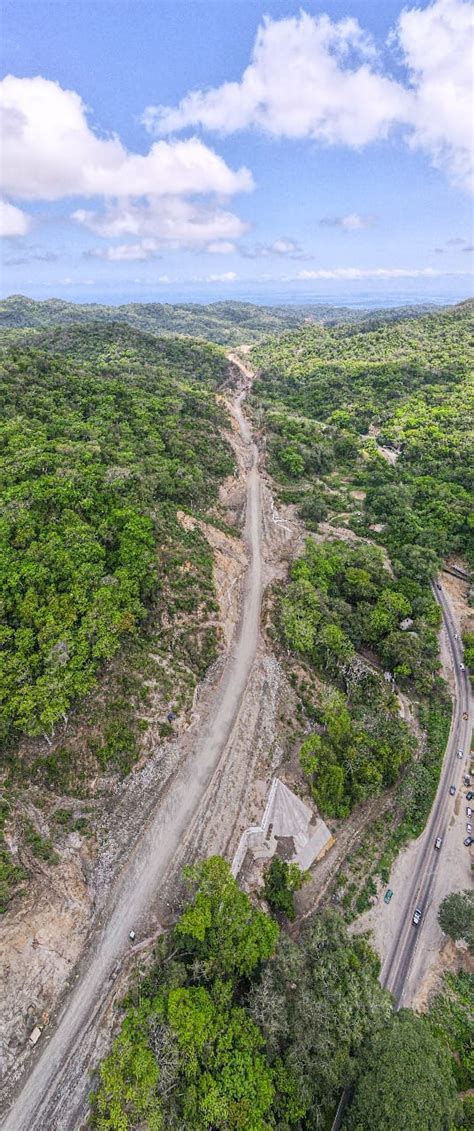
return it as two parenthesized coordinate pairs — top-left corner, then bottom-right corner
(0, 294), (441, 345)
(0, 319), (229, 382)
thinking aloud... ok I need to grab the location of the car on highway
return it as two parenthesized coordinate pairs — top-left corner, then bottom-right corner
(457, 749), (464, 758)
(459, 662), (465, 671)
(464, 837), (472, 847)
(449, 785), (456, 796)
(413, 907), (422, 926)
(463, 710), (468, 720)
(436, 582), (442, 590)
(384, 889), (393, 904)
(434, 836), (443, 850)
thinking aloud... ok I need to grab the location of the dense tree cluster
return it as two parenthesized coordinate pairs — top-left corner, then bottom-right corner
(438, 891), (474, 950)
(91, 857), (465, 1131)
(278, 538), (445, 815)
(251, 300), (473, 575)
(0, 330), (233, 741)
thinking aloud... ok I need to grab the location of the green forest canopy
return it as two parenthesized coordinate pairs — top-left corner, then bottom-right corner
(251, 300), (474, 573)
(91, 856), (468, 1131)
(0, 327), (232, 741)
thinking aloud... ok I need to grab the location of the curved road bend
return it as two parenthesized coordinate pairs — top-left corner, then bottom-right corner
(381, 583), (472, 1006)
(2, 376), (262, 1131)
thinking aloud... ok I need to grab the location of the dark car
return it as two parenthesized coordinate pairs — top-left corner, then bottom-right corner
(449, 785), (456, 796)
(464, 837), (472, 847)
(467, 792), (474, 801)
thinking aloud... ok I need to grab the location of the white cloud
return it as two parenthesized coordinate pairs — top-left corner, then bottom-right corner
(0, 74), (253, 250)
(271, 238), (299, 254)
(205, 240), (237, 254)
(395, 0), (473, 190)
(296, 266), (451, 280)
(320, 213), (375, 231)
(0, 75), (253, 200)
(242, 237), (308, 259)
(89, 240), (161, 262)
(0, 197), (31, 236)
(144, 1), (473, 191)
(207, 271), (237, 282)
(76, 195), (247, 254)
(145, 12), (407, 146)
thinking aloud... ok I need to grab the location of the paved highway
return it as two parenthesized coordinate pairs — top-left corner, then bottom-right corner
(381, 582), (472, 1006)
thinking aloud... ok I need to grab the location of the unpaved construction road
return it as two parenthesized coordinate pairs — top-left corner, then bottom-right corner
(2, 369), (264, 1131)
(381, 584), (472, 1006)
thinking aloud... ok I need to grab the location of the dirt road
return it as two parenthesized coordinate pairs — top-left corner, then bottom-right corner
(2, 373), (264, 1131)
(380, 584), (472, 1006)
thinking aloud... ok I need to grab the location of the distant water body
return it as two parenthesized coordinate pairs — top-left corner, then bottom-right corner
(8, 285), (473, 308)
(81, 290), (472, 309)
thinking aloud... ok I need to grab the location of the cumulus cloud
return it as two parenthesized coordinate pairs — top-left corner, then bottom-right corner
(145, 12), (407, 146)
(242, 237), (309, 259)
(0, 74), (253, 251)
(0, 75), (253, 199)
(0, 197), (31, 236)
(204, 240), (237, 254)
(75, 194), (247, 254)
(88, 240), (161, 262)
(207, 271), (237, 282)
(144, 1), (473, 191)
(320, 213), (375, 231)
(295, 266), (452, 280)
(396, 0), (473, 190)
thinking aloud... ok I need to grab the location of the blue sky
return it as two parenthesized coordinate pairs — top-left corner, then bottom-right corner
(1, 0), (472, 304)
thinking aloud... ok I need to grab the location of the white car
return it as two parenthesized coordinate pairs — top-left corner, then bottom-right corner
(457, 749), (464, 758)
(467, 824), (472, 833)
(460, 663), (465, 671)
(466, 807), (473, 818)
(413, 907), (422, 926)
(434, 836), (443, 850)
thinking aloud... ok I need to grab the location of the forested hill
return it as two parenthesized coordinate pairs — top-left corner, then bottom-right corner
(0, 294), (440, 345)
(0, 319), (229, 379)
(250, 299), (473, 576)
(251, 298), (473, 374)
(0, 326), (232, 745)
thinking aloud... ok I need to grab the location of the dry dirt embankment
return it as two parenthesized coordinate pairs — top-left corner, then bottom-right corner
(1, 360), (302, 1131)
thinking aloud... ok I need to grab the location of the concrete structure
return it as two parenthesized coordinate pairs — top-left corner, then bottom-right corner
(232, 777), (335, 878)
